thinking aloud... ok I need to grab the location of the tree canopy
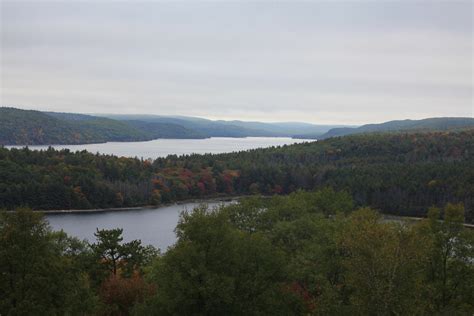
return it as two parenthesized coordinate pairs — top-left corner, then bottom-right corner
(1, 189), (473, 315)
(1, 129), (473, 222)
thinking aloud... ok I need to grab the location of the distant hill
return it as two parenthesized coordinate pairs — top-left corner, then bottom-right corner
(214, 120), (349, 137)
(102, 114), (344, 138)
(313, 117), (474, 139)
(45, 111), (151, 141)
(1, 108), (81, 145)
(124, 120), (205, 139)
(0, 107), (348, 145)
(0, 108), (151, 145)
(103, 114), (280, 137)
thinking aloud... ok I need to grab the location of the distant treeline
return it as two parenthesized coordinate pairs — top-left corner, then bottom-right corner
(1, 193), (473, 314)
(0, 107), (339, 145)
(0, 107), (203, 145)
(296, 117), (474, 139)
(3, 107), (473, 146)
(1, 129), (473, 222)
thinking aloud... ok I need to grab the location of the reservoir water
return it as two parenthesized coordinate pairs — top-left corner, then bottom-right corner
(45, 201), (233, 251)
(8, 137), (312, 159)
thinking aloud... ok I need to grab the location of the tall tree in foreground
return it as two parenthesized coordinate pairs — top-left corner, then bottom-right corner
(339, 209), (429, 315)
(90, 228), (158, 315)
(418, 204), (474, 313)
(135, 205), (302, 315)
(0, 209), (96, 315)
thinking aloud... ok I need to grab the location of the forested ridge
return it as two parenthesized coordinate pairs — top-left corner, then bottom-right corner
(0, 107), (339, 145)
(1, 193), (473, 314)
(0, 107), (215, 145)
(298, 117), (474, 139)
(0, 107), (154, 145)
(3, 107), (472, 145)
(1, 129), (473, 222)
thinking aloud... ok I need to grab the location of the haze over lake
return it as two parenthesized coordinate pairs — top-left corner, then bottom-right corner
(8, 137), (312, 159)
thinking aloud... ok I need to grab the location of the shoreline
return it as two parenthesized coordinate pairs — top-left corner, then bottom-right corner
(37, 196), (244, 215)
(3, 136), (313, 148)
(382, 214), (474, 229)
(10, 196), (474, 229)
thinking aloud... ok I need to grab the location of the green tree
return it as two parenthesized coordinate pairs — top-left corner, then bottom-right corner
(136, 205), (299, 315)
(92, 228), (125, 276)
(90, 228), (158, 315)
(91, 228), (158, 278)
(418, 204), (474, 313)
(339, 208), (428, 315)
(0, 209), (96, 315)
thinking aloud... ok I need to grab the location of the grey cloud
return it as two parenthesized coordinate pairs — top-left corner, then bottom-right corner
(1, 1), (472, 124)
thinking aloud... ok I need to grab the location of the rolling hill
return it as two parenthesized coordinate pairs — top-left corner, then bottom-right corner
(1, 107), (342, 145)
(0, 108), (151, 145)
(124, 120), (205, 139)
(298, 117), (474, 139)
(7, 108), (469, 146)
(102, 114), (345, 138)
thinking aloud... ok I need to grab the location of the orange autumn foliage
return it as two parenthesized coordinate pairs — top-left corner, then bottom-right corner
(99, 272), (155, 316)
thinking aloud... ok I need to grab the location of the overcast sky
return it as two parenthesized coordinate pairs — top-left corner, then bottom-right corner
(1, 1), (472, 124)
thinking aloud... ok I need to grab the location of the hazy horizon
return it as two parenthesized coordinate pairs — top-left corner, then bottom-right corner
(4, 105), (474, 126)
(1, 1), (472, 125)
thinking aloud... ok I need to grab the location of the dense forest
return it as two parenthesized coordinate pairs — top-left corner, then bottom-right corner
(0, 108), (201, 145)
(1, 129), (473, 222)
(1, 192), (473, 314)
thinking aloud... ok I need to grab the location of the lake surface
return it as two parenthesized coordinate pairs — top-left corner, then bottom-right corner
(45, 201), (232, 251)
(9, 137), (312, 159)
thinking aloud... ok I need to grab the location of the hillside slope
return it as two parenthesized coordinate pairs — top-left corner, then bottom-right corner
(124, 120), (206, 139)
(1, 108), (344, 145)
(103, 114), (344, 138)
(1, 108), (93, 145)
(0, 108), (151, 145)
(315, 117), (474, 139)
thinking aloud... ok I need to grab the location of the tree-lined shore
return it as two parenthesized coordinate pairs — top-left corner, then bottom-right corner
(1, 191), (473, 315)
(1, 129), (473, 222)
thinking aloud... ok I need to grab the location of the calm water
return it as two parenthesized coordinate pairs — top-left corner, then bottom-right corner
(8, 137), (312, 159)
(45, 201), (232, 251)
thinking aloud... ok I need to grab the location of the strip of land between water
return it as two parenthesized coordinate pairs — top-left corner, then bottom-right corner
(31, 196), (243, 214)
(7, 195), (473, 229)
